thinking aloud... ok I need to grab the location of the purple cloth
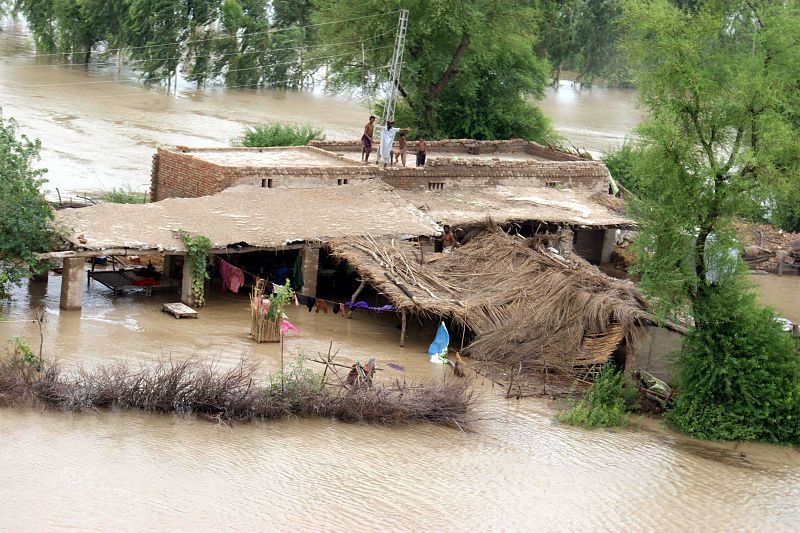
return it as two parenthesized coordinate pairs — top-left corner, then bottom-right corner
(345, 301), (396, 312)
(361, 134), (372, 151)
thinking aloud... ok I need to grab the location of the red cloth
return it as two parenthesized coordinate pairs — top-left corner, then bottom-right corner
(133, 278), (158, 287)
(219, 259), (245, 293)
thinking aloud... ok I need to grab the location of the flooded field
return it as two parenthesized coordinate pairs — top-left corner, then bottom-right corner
(1, 16), (799, 532)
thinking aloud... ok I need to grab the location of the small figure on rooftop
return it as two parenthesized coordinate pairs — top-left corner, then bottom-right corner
(361, 115), (376, 163)
(377, 120), (410, 169)
(393, 132), (407, 167)
(416, 134), (427, 167)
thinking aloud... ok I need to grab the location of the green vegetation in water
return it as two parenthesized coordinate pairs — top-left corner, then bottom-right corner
(668, 283), (800, 445)
(235, 123), (325, 148)
(0, 109), (57, 301)
(557, 366), (631, 429)
(178, 230), (212, 307)
(89, 186), (149, 204)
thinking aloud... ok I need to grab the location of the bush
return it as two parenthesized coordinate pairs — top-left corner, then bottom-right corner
(602, 141), (640, 193)
(557, 366), (630, 429)
(668, 283), (800, 445)
(235, 123), (325, 147)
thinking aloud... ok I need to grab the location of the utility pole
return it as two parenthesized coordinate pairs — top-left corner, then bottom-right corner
(381, 9), (409, 123)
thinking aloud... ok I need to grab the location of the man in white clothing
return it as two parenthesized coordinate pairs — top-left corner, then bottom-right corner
(376, 120), (410, 169)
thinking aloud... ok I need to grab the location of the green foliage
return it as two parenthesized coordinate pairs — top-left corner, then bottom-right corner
(668, 283), (800, 445)
(601, 141), (639, 192)
(314, 0), (552, 141)
(622, 0), (800, 318)
(0, 110), (57, 301)
(7, 337), (38, 368)
(235, 122), (325, 147)
(263, 279), (293, 321)
(90, 187), (149, 204)
(178, 230), (212, 306)
(557, 366), (630, 429)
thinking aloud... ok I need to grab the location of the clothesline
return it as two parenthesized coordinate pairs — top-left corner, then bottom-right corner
(218, 258), (396, 315)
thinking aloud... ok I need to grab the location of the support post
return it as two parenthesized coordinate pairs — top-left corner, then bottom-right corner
(347, 280), (367, 319)
(300, 246), (320, 297)
(560, 228), (574, 256)
(181, 260), (195, 306)
(162, 255), (174, 279)
(400, 308), (407, 347)
(59, 257), (83, 311)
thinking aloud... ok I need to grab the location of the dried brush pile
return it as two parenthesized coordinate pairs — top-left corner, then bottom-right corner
(331, 224), (652, 375)
(0, 356), (473, 429)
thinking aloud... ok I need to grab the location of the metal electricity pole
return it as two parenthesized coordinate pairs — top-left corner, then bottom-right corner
(381, 9), (409, 123)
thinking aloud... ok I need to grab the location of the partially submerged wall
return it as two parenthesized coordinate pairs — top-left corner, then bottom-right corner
(627, 326), (684, 384)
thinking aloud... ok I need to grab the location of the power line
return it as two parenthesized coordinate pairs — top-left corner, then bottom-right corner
(0, 10), (400, 60)
(13, 65), (390, 102)
(0, 30), (396, 70)
(2, 46), (394, 89)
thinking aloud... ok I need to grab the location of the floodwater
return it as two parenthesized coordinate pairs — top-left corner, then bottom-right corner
(752, 273), (800, 324)
(2, 17), (800, 532)
(0, 17), (638, 197)
(1, 275), (799, 531)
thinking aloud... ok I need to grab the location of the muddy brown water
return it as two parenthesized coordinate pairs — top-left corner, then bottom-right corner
(2, 18), (800, 531)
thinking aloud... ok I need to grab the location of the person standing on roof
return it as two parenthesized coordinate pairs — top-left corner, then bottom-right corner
(377, 120), (410, 169)
(361, 115), (376, 163)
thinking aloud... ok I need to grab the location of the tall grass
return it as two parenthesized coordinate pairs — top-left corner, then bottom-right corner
(556, 366), (630, 429)
(90, 186), (149, 204)
(234, 123), (325, 147)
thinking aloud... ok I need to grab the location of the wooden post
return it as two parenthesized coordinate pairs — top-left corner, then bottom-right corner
(400, 308), (407, 347)
(347, 280), (367, 319)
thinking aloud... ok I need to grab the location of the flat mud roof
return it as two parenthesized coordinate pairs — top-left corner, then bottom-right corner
(172, 145), (360, 168)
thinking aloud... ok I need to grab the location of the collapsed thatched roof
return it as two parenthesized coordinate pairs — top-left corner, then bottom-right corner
(330, 228), (653, 372)
(55, 182), (441, 252)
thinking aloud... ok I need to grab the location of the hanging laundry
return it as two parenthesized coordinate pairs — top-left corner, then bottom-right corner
(219, 259), (245, 293)
(292, 293), (300, 307)
(280, 319), (300, 336)
(338, 304), (346, 317)
(306, 296), (316, 312)
(346, 301), (370, 309)
(293, 254), (304, 290)
(428, 321), (450, 364)
(314, 299), (329, 314)
(332, 303), (340, 315)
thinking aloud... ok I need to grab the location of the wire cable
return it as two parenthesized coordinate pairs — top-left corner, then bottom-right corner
(0, 10), (400, 60)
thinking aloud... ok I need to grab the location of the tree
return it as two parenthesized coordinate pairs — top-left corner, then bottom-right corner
(313, 0), (553, 141)
(0, 110), (57, 301)
(622, 0), (800, 443)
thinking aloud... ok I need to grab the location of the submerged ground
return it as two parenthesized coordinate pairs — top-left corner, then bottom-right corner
(1, 16), (799, 532)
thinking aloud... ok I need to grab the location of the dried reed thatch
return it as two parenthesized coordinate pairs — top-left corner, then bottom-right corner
(330, 224), (652, 374)
(0, 356), (473, 428)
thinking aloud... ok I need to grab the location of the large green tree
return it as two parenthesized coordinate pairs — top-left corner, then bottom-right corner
(623, 0), (800, 443)
(313, 0), (552, 141)
(0, 110), (57, 301)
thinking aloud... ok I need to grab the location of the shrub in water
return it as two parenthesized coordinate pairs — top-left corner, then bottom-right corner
(668, 283), (800, 445)
(235, 123), (325, 147)
(557, 366), (629, 429)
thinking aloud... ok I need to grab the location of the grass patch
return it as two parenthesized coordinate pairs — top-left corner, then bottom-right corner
(234, 122), (325, 147)
(87, 186), (149, 204)
(556, 366), (630, 429)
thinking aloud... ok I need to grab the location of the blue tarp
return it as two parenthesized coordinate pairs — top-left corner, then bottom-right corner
(428, 321), (450, 364)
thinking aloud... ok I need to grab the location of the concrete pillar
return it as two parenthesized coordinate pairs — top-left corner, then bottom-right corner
(600, 229), (618, 264)
(59, 257), (83, 311)
(181, 260), (195, 306)
(300, 246), (320, 297)
(162, 255), (174, 279)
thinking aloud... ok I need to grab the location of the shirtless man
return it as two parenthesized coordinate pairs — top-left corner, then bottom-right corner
(441, 225), (460, 253)
(361, 115), (376, 163)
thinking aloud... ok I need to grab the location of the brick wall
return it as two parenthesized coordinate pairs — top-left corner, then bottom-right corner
(151, 142), (609, 200)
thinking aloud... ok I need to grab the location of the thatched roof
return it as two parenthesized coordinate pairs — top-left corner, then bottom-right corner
(55, 182), (441, 252)
(395, 186), (631, 229)
(330, 228), (653, 372)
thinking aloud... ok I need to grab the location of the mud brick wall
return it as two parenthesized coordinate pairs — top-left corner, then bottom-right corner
(151, 142), (609, 200)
